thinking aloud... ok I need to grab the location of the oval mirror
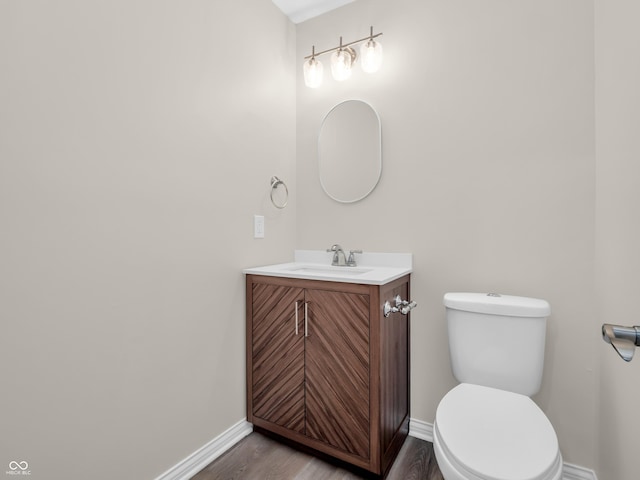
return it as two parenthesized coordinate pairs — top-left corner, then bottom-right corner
(318, 100), (381, 203)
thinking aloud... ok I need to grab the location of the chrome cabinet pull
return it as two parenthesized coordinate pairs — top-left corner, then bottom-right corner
(295, 301), (299, 335)
(304, 302), (309, 337)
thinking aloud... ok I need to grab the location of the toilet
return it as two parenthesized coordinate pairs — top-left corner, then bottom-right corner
(433, 292), (563, 480)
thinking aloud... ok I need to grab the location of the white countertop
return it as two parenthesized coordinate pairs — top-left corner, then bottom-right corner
(243, 250), (412, 285)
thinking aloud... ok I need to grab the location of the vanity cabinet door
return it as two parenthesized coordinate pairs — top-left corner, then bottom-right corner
(247, 274), (410, 476)
(304, 288), (370, 459)
(251, 283), (305, 434)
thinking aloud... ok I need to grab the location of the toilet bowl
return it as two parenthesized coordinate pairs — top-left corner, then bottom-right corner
(434, 293), (562, 480)
(433, 384), (562, 480)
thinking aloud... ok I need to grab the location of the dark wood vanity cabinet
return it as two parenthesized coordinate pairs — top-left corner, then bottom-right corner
(246, 274), (411, 476)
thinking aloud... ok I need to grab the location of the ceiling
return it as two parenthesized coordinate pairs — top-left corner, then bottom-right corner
(271, 0), (356, 24)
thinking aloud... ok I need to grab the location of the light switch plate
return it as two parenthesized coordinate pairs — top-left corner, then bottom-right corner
(254, 215), (265, 238)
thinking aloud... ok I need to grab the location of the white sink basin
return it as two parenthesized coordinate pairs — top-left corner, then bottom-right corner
(285, 265), (372, 276)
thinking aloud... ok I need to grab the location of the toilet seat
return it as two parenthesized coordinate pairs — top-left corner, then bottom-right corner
(434, 383), (562, 480)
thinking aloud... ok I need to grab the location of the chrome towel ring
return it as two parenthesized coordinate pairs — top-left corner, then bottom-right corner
(270, 176), (288, 209)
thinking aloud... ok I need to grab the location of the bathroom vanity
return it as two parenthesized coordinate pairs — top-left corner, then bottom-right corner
(244, 251), (413, 476)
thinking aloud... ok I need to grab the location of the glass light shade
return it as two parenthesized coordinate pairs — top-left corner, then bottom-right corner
(360, 39), (383, 73)
(303, 57), (323, 88)
(330, 49), (353, 81)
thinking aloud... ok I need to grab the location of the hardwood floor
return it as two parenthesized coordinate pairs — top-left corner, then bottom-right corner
(192, 432), (444, 480)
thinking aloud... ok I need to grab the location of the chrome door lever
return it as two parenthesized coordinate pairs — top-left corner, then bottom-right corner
(602, 323), (640, 362)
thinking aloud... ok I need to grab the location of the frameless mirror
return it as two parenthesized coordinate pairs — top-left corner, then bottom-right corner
(318, 100), (381, 203)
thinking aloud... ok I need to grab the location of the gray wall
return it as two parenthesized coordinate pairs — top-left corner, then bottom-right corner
(0, 1), (296, 479)
(296, 0), (598, 471)
(595, 1), (640, 479)
(3, 0), (640, 479)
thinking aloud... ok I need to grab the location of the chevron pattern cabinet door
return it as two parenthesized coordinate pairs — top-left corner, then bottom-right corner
(251, 283), (305, 434)
(304, 288), (370, 459)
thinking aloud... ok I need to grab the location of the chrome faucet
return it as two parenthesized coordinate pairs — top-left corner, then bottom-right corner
(327, 245), (362, 267)
(327, 244), (347, 266)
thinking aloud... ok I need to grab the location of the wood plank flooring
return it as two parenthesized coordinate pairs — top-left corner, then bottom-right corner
(192, 432), (444, 480)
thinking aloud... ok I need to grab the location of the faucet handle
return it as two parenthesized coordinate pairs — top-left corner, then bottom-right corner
(347, 249), (362, 266)
(327, 244), (343, 253)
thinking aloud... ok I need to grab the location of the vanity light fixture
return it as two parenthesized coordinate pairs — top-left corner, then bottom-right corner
(360, 28), (384, 73)
(330, 37), (356, 81)
(303, 26), (383, 88)
(303, 46), (324, 88)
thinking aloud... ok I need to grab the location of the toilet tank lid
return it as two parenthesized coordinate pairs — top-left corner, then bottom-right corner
(444, 292), (551, 317)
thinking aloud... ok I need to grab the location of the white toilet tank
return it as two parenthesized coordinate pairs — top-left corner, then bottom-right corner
(443, 292), (551, 397)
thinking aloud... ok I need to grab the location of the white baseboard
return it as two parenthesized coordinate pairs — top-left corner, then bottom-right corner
(408, 418), (598, 480)
(562, 462), (599, 480)
(154, 416), (598, 480)
(154, 418), (252, 480)
(409, 417), (434, 442)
